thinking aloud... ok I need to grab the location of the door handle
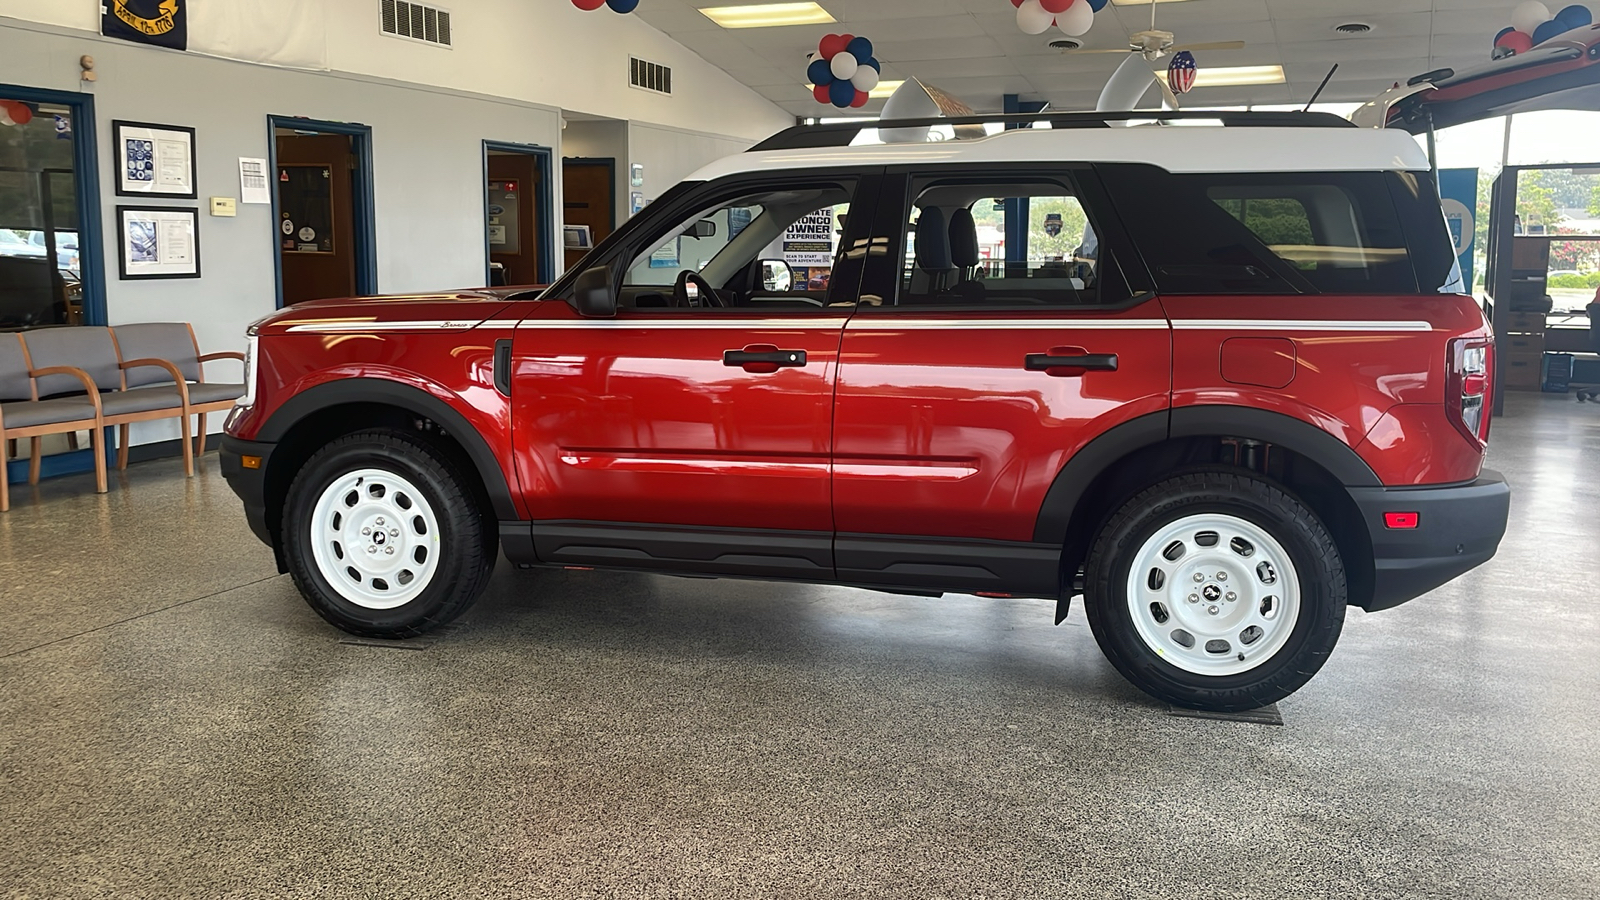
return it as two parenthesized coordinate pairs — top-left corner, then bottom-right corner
(1025, 349), (1119, 376)
(724, 344), (807, 374)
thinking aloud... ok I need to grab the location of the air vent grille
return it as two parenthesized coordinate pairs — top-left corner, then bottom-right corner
(630, 57), (673, 95)
(1335, 22), (1372, 34)
(382, 0), (452, 47)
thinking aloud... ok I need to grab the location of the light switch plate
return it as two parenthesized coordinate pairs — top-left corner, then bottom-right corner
(210, 197), (238, 217)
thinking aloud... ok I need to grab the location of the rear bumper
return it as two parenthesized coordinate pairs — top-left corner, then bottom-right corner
(219, 435), (276, 550)
(1348, 469), (1510, 611)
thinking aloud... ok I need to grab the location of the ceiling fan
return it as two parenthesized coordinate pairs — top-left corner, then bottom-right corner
(1073, 1), (1245, 60)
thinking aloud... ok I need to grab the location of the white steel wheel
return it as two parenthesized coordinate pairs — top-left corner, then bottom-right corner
(309, 467), (442, 610)
(1125, 512), (1301, 677)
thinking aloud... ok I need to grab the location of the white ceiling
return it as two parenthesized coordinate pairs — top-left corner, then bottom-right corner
(632, 0), (1518, 116)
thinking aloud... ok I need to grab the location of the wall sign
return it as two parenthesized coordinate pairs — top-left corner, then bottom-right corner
(114, 121), (196, 199)
(487, 180), (521, 253)
(118, 205), (200, 279)
(102, 0), (188, 51)
(277, 165), (334, 253)
(782, 209), (836, 267)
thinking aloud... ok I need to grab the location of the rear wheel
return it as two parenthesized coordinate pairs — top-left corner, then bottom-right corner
(283, 430), (493, 637)
(1083, 470), (1346, 711)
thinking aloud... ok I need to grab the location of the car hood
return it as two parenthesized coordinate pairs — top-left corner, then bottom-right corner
(253, 289), (538, 337)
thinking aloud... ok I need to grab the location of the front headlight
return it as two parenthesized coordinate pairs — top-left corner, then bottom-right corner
(237, 334), (260, 408)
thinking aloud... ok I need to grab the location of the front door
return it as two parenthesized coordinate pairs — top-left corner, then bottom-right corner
(487, 150), (545, 286)
(276, 131), (358, 304)
(513, 173), (875, 577)
(831, 168), (1172, 595)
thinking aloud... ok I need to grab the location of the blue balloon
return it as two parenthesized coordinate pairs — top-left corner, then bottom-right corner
(863, 56), (881, 72)
(829, 78), (856, 108)
(1087, 0), (1109, 10)
(807, 58), (834, 86)
(1556, 4), (1594, 28)
(1494, 26), (1516, 43)
(606, 0), (638, 11)
(1532, 18), (1567, 43)
(846, 36), (874, 61)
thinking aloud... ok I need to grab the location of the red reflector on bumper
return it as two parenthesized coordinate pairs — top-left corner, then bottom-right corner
(1384, 512), (1420, 530)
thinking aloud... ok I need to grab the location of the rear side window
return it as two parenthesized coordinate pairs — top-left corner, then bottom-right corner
(1099, 164), (1457, 296)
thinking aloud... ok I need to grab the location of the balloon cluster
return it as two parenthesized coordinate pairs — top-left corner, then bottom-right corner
(0, 100), (34, 127)
(1494, 2), (1592, 57)
(808, 34), (881, 109)
(1012, 0), (1106, 37)
(572, 0), (638, 12)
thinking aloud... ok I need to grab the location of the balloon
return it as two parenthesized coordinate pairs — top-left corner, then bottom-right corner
(830, 51), (858, 81)
(819, 33), (851, 60)
(1497, 28), (1534, 53)
(1056, 0), (1094, 35)
(851, 90), (870, 108)
(1041, 0), (1074, 13)
(813, 83), (832, 104)
(1086, 0), (1108, 10)
(851, 65), (880, 93)
(1556, 4), (1594, 28)
(571, 0), (605, 9)
(1494, 26), (1516, 43)
(1532, 17), (1567, 42)
(863, 56), (881, 72)
(1512, 1), (1551, 34)
(1010, 0), (1023, 6)
(605, 0), (638, 12)
(807, 58), (834, 86)
(1016, 0), (1054, 34)
(829, 78), (855, 108)
(5, 102), (31, 125)
(846, 36), (873, 60)
(0, 107), (13, 128)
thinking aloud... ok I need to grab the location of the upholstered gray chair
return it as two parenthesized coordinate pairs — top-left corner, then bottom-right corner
(0, 331), (106, 511)
(112, 323), (244, 456)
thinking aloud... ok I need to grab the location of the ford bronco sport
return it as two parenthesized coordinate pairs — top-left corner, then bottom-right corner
(221, 111), (1511, 711)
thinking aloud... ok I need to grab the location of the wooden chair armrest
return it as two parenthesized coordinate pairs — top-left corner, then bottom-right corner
(118, 358), (191, 406)
(198, 351), (246, 363)
(26, 366), (104, 416)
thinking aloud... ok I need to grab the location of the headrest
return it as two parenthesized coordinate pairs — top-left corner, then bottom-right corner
(915, 206), (952, 271)
(948, 207), (979, 269)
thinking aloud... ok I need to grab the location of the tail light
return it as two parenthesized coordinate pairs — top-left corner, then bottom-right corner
(1447, 337), (1493, 445)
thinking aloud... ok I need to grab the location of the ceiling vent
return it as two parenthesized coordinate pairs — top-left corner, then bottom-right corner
(630, 57), (673, 95)
(1049, 38), (1083, 50)
(1335, 22), (1372, 34)
(381, 0), (453, 47)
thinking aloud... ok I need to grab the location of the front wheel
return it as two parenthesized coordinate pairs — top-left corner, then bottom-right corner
(282, 430), (494, 638)
(1083, 471), (1346, 711)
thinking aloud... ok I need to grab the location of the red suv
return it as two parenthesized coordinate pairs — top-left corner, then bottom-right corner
(222, 112), (1510, 711)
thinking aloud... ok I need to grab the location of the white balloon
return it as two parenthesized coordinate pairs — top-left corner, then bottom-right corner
(830, 51), (859, 81)
(851, 65), (880, 93)
(0, 108), (13, 127)
(1056, 0), (1094, 36)
(1017, 0), (1054, 35)
(1512, 0), (1551, 34)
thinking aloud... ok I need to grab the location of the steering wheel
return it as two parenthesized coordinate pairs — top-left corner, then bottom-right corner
(673, 269), (725, 308)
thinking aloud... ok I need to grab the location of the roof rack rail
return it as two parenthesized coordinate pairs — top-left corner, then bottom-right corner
(750, 110), (1355, 152)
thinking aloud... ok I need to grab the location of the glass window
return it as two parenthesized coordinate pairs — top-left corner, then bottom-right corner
(0, 99), (83, 328)
(620, 182), (853, 310)
(897, 179), (1103, 307)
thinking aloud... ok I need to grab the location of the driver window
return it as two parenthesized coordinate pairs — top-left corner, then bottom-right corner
(619, 182), (854, 310)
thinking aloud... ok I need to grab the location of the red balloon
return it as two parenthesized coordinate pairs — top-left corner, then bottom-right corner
(1011, 0), (1023, 5)
(819, 33), (850, 59)
(1495, 29), (1533, 53)
(813, 84), (832, 104)
(851, 89), (870, 108)
(572, 0), (606, 8)
(1041, 0), (1075, 13)
(2, 101), (31, 125)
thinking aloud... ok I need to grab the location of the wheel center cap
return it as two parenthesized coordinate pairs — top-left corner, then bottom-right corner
(373, 531), (386, 545)
(1202, 584), (1221, 602)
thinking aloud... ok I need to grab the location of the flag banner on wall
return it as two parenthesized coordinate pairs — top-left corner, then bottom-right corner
(188, 0), (329, 71)
(102, 0), (188, 51)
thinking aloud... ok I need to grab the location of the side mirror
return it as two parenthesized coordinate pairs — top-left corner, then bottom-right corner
(759, 259), (793, 292)
(572, 265), (616, 318)
(689, 219), (718, 240)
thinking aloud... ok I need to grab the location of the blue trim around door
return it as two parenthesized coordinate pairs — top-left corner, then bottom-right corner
(483, 140), (555, 286)
(267, 116), (378, 308)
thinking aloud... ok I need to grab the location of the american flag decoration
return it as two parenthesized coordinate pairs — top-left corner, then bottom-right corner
(1168, 51), (1198, 94)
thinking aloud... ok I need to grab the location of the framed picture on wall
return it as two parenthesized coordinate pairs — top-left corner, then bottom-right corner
(117, 205), (201, 279)
(113, 121), (197, 199)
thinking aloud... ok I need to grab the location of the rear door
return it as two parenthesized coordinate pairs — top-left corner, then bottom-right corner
(831, 165), (1171, 596)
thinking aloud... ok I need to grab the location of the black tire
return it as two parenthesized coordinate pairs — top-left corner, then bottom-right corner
(282, 429), (494, 638)
(1083, 470), (1346, 711)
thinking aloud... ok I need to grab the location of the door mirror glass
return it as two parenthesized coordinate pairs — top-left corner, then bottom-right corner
(759, 259), (793, 292)
(689, 219), (718, 240)
(572, 265), (615, 317)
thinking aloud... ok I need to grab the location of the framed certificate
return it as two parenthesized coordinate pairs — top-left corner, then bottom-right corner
(114, 121), (197, 199)
(117, 206), (201, 279)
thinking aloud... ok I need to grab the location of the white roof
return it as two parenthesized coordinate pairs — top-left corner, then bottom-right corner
(687, 126), (1430, 183)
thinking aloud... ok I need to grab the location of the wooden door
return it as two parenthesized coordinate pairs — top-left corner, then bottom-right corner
(277, 134), (357, 304)
(561, 159), (614, 271)
(487, 153), (542, 286)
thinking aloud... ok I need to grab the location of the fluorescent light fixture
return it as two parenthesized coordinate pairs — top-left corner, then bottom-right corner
(1156, 64), (1285, 88)
(700, 2), (834, 28)
(805, 79), (904, 100)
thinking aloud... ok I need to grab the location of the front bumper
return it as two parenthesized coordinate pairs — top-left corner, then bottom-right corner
(220, 435), (276, 550)
(1348, 469), (1510, 611)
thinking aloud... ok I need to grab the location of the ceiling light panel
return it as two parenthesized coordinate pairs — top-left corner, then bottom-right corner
(1156, 65), (1286, 88)
(699, 3), (835, 29)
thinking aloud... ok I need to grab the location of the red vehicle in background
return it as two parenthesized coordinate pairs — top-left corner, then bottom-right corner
(222, 111), (1509, 711)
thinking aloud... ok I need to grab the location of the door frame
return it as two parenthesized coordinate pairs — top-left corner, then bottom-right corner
(267, 116), (377, 308)
(483, 140), (555, 286)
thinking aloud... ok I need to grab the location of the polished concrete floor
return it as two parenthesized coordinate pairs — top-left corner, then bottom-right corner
(2, 393), (1598, 898)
